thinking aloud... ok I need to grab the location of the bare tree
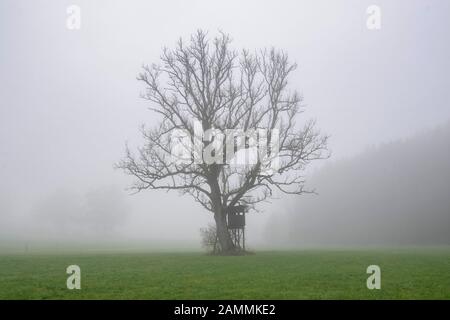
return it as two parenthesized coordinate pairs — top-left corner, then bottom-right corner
(117, 30), (328, 254)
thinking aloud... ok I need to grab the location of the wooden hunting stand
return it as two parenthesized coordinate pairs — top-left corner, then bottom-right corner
(226, 204), (248, 251)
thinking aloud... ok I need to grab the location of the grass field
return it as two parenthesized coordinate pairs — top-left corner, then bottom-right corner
(0, 248), (449, 299)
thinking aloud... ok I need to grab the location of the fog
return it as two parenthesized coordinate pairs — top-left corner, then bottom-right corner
(267, 122), (450, 246)
(1, 0), (449, 252)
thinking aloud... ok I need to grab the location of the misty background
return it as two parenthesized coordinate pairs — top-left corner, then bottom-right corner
(1, 0), (449, 252)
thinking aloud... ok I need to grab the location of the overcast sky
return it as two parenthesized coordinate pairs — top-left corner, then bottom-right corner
(1, 0), (449, 249)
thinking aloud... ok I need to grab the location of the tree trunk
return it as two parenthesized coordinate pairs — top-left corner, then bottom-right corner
(208, 166), (235, 255)
(214, 210), (235, 254)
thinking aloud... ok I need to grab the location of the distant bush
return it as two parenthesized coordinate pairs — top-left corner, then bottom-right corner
(199, 224), (218, 254)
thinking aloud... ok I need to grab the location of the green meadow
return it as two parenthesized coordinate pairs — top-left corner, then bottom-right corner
(0, 248), (449, 299)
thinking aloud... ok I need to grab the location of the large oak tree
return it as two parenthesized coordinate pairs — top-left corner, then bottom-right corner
(118, 31), (328, 254)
